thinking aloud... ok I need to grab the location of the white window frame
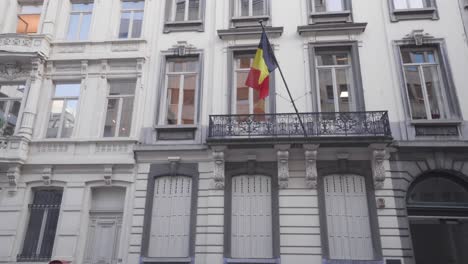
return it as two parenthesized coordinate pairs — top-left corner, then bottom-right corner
(168, 0), (201, 22)
(46, 83), (81, 138)
(311, 0), (348, 13)
(119, 0), (144, 38)
(103, 81), (136, 137)
(162, 58), (199, 126)
(234, 0), (268, 17)
(67, 2), (94, 40)
(0, 84), (25, 136)
(393, 0), (432, 10)
(401, 47), (449, 120)
(315, 51), (355, 112)
(232, 55), (270, 115)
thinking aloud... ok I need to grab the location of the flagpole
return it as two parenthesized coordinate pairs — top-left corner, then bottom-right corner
(258, 21), (308, 138)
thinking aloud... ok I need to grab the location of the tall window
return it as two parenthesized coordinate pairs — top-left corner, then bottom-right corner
(47, 83), (80, 138)
(18, 190), (63, 262)
(231, 175), (273, 258)
(119, 1), (144, 39)
(103, 81), (136, 137)
(167, 0), (201, 22)
(233, 54), (267, 115)
(312, 0), (346, 12)
(324, 175), (374, 260)
(401, 47), (448, 120)
(315, 50), (355, 112)
(17, 3), (42, 34)
(67, 2), (93, 40)
(0, 85), (24, 136)
(234, 0), (267, 17)
(393, 0), (432, 9)
(148, 176), (192, 258)
(164, 57), (198, 125)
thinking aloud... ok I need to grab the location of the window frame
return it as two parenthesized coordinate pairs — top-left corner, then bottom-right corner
(388, 0), (439, 21)
(118, 0), (145, 39)
(66, 1), (94, 41)
(103, 80), (137, 138)
(230, 0), (271, 28)
(308, 42), (365, 112)
(163, 0), (205, 33)
(46, 82), (81, 139)
(0, 84), (26, 137)
(141, 163), (199, 264)
(307, 0), (353, 24)
(16, 1), (44, 34)
(224, 161), (280, 262)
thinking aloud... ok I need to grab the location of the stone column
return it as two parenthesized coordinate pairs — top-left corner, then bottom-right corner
(41, 0), (62, 37)
(18, 58), (44, 140)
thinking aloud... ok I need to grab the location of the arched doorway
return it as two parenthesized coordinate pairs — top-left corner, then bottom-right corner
(407, 171), (468, 264)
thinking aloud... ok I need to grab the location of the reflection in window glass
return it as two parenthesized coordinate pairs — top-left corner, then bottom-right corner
(104, 81), (136, 137)
(17, 4), (42, 34)
(47, 84), (80, 138)
(0, 85), (25, 136)
(119, 1), (144, 39)
(313, 0), (345, 13)
(67, 3), (93, 40)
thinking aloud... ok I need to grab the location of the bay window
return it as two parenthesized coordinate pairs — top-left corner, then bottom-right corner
(103, 81), (136, 137)
(119, 1), (144, 39)
(67, 2), (93, 40)
(17, 3), (42, 34)
(46, 83), (80, 138)
(0, 84), (24, 136)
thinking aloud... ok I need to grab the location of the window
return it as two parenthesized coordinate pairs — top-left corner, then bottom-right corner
(18, 190), (63, 262)
(231, 175), (273, 259)
(84, 188), (125, 264)
(119, 1), (144, 39)
(315, 50), (355, 112)
(167, 0), (201, 22)
(233, 54), (267, 115)
(388, 0), (438, 21)
(148, 176), (192, 258)
(164, 57), (198, 125)
(47, 83), (80, 138)
(0, 84), (25, 136)
(393, 0), (432, 9)
(67, 2), (93, 40)
(400, 47), (449, 120)
(312, 0), (347, 12)
(103, 81), (136, 137)
(323, 175), (374, 260)
(17, 3), (42, 34)
(234, 0), (268, 17)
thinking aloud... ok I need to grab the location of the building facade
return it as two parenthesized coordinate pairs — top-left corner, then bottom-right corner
(0, 1), (468, 264)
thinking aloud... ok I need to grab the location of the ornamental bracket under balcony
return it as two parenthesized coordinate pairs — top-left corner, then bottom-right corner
(207, 111), (392, 147)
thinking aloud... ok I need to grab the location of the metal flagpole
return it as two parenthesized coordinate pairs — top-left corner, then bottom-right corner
(258, 21), (308, 137)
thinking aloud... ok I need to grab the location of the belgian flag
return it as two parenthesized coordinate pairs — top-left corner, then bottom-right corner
(245, 31), (278, 99)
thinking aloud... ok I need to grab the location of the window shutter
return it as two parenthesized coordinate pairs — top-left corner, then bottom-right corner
(149, 176), (192, 258)
(231, 175), (273, 258)
(324, 175), (373, 260)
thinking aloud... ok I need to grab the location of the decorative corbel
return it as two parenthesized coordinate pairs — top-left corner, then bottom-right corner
(42, 166), (53, 185)
(168, 157), (181, 176)
(371, 146), (387, 189)
(136, 58), (145, 89)
(104, 165), (113, 185)
(404, 29), (434, 46)
(170, 41), (196, 56)
(30, 58), (44, 82)
(100, 60), (108, 79)
(7, 165), (21, 189)
(213, 148), (225, 189)
(277, 149), (290, 189)
(304, 144), (319, 189)
(45, 61), (53, 79)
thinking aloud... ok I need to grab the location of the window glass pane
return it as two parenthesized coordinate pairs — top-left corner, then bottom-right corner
(326, 0), (344, 12)
(119, 97), (133, 136)
(79, 13), (92, 40)
(72, 3), (93, 12)
(21, 5), (42, 14)
(0, 85), (24, 98)
(252, 0), (266, 16)
(55, 84), (80, 97)
(236, 71), (250, 115)
(40, 208), (60, 257)
(67, 14), (80, 40)
(167, 76), (180, 124)
(110, 81), (136, 96)
(188, 0), (200, 20)
(47, 100), (63, 138)
(423, 66), (443, 119)
(409, 0), (424, 8)
(314, 0), (326, 12)
(175, 0), (186, 21)
(336, 53), (350, 65)
(181, 75), (196, 125)
(253, 89), (266, 115)
(0, 102), (6, 131)
(17, 14), (40, 33)
(4, 101), (21, 136)
(336, 68), (353, 112)
(318, 69), (335, 112)
(118, 12), (130, 38)
(104, 98), (118, 137)
(426, 51), (436, 63)
(316, 53), (334, 66)
(240, 0), (249, 16)
(404, 66), (427, 119)
(239, 57), (252, 69)
(131, 11), (143, 38)
(61, 100), (78, 138)
(409, 176), (468, 204)
(122, 1), (144, 9)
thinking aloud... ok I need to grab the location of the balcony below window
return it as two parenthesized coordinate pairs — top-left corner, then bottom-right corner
(0, 136), (29, 164)
(0, 33), (50, 57)
(208, 111), (392, 145)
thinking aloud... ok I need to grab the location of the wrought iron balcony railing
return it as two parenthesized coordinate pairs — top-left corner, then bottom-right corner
(208, 111), (391, 140)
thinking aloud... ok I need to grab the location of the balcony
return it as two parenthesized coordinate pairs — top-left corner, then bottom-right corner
(208, 111), (392, 145)
(0, 33), (51, 57)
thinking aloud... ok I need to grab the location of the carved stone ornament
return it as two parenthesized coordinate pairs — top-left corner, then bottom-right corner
(0, 63), (29, 81)
(404, 30), (434, 46)
(213, 150), (225, 189)
(277, 150), (289, 189)
(168, 157), (181, 176)
(170, 41), (197, 56)
(372, 149), (387, 189)
(42, 166), (53, 185)
(304, 145), (319, 189)
(7, 166), (21, 188)
(104, 165), (113, 185)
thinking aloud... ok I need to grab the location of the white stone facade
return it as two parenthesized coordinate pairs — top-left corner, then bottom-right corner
(0, 1), (468, 264)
